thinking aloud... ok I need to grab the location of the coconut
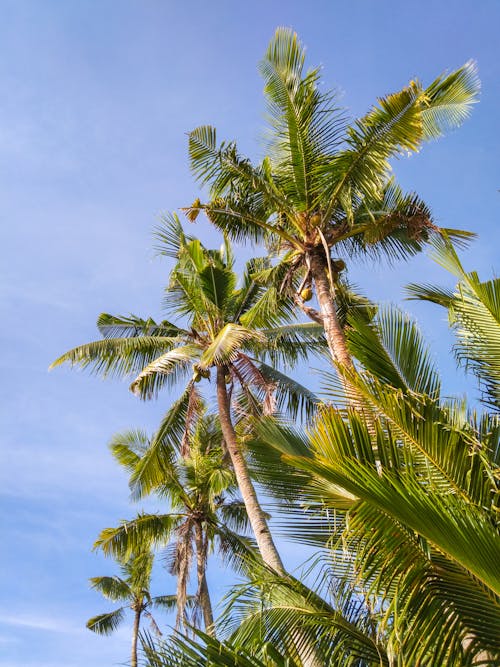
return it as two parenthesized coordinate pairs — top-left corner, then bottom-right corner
(301, 287), (313, 301)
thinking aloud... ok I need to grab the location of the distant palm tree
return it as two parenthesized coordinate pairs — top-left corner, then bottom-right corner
(187, 27), (479, 369)
(87, 549), (176, 667)
(95, 414), (256, 635)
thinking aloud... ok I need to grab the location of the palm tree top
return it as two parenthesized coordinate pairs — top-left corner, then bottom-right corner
(186, 28), (478, 265)
(51, 217), (322, 420)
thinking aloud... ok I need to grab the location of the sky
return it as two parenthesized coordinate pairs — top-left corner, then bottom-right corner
(1, 1), (499, 665)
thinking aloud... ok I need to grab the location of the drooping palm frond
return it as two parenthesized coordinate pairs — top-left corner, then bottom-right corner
(89, 575), (132, 601)
(199, 324), (265, 369)
(49, 335), (182, 378)
(130, 344), (201, 400)
(346, 305), (441, 396)
(97, 312), (184, 339)
(408, 235), (500, 409)
(129, 385), (202, 500)
(94, 513), (184, 560)
(87, 608), (126, 635)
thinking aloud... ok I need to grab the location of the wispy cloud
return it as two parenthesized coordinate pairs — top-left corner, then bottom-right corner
(0, 612), (81, 635)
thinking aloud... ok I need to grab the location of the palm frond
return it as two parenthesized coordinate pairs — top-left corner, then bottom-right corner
(49, 336), (182, 378)
(130, 344), (200, 400)
(86, 608), (126, 635)
(94, 513), (184, 560)
(347, 305), (441, 396)
(199, 324), (265, 369)
(130, 385), (200, 499)
(89, 576), (131, 601)
(97, 312), (183, 339)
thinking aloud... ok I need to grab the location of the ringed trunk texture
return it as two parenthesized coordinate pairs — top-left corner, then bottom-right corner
(131, 606), (140, 667)
(194, 521), (215, 635)
(216, 367), (284, 573)
(309, 250), (353, 368)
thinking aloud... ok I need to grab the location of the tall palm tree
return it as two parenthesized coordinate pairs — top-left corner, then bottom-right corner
(51, 219), (321, 575)
(187, 27), (479, 369)
(248, 301), (500, 664)
(87, 549), (176, 667)
(96, 414), (257, 635)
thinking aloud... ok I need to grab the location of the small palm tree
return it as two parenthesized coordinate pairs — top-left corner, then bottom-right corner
(87, 549), (175, 667)
(96, 414), (257, 635)
(187, 27), (479, 369)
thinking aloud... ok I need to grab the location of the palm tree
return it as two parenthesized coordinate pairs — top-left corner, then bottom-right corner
(95, 414), (257, 635)
(186, 27), (479, 369)
(87, 549), (176, 667)
(51, 219), (321, 576)
(248, 301), (500, 664)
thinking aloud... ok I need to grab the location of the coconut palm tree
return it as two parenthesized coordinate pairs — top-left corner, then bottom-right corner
(186, 27), (479, 369)
(51, 219), (322, 576)
(95, 414), (257, 635)
(87, 549), (176, 667)
(247, 301), (500, 664)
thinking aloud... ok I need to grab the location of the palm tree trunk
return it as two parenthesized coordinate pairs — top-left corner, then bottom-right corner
(131, 607), (140, 667)
(216, 367), (321, 667)
(194, 520), (215, 635)
(216, 366), (284, 573)
(309, 249), (353, 368)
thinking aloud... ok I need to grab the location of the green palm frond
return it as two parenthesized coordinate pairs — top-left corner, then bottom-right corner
(152, 595), (182, 611)
(154, 212), (192, 259)
(346, 305), (441, 396)
(254, 361), (320, 422)
(89, 576), (131, 601)
(109, 429), (149, 473)
(323, 61), (479, 218)
(130, 344), (201, 399)
(421, 60), (480, 139)
(130, 386), (200, 499)
(97, 313), (183, 339)
(259, 27), (346, 209)
(221, 565), (386, 666)
(86, 608), (126, 635)
(409, 236), (500, 408)
(142, 628), (292, 667)
(199, 324), (265, 369)
(50, 336), (181, 378)
(94, 513), (184, 560)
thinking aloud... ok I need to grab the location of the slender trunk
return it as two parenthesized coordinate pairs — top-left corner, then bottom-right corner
(216, 367), (284, 572)
(309, 249), (353, 368)
(131, 606), (140, 667)
(194, 520), (215, 635)
(216, 367), (321, 667)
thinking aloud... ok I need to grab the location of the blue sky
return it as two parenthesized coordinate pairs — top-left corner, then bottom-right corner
(1, 1), (499, 665)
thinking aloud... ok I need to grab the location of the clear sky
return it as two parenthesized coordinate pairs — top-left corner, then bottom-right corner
(1, 1), (499, 666)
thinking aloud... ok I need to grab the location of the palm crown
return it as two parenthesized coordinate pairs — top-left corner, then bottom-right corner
(95, 414), (256, 633)
(186, 28), (479, 366)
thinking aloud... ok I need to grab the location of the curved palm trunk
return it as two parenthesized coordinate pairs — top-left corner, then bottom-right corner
(194, 521), (214, 635)
(216, 367), (321, 667)
(216, 367), (284, 573)
(131, 606), (141, 667)
(309, 250), (353, 368)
